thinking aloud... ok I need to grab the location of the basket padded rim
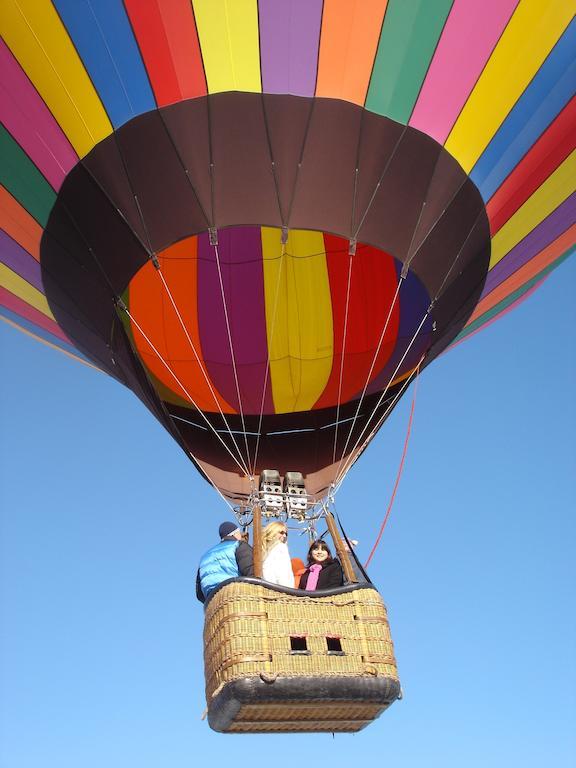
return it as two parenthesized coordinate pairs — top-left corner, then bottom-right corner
(207, 674), (401, 733)
(204, 577), (377, 606)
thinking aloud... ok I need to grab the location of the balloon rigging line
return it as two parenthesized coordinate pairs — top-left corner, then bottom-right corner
(156, 109), (211, 228)
(285, 99), (316, 226)
(334, 275), (404, 480)
(260, 95), (287, 225)
(156, 268), (250, 473)
(212, 242), (253, 479)
(252, 241), (287, 473)
(334, 360), (422, 493)
(334, 310), (430, 488)
(331, 251), (354, 466)
(352, 126), (408, 240)
(363, 364), (420, 569)
(122, 307), (250, 477)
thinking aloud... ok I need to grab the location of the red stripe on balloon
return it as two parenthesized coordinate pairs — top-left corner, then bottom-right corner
(0, 285), (69, 343)
(314, 235), (400, 410)
(487, 97), (576, 236)
(124, 0), (207, 107)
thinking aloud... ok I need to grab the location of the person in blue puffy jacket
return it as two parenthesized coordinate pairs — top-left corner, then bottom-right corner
(196, 521), (254, 603)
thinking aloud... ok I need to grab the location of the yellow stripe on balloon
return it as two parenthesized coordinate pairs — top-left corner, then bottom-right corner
(490, 150), (576, 268)
(1, 0), (112, 158)
(192, 0), (261, 94)
(445, 0), (574, 173)
(0, 262), (55, 319)
(261, 228), (333, 414)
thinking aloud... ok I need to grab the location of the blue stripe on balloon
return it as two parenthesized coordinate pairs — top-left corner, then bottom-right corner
(471, 18), (576, 202)
(0, 305), (90, 360)
(54, 0), (156, 128)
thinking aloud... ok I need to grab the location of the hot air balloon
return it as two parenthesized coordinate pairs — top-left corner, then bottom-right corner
(1, 0), (574, 734)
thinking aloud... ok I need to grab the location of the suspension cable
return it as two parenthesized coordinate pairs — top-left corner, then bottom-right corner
(122, 306), (250, 477)
(332, 250), (354, 465)
(211, 242), (254, 478)
(363, 363), (420, 569)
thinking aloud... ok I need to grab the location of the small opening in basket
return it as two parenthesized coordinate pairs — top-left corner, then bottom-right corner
(290, 636), (309, 654)
(326, 637), (344, 654)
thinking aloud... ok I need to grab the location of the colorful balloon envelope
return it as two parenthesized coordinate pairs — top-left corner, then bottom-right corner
(1, 0), (574, 502)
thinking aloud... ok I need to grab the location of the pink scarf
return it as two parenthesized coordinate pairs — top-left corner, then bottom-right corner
(305, 563), (322, 590)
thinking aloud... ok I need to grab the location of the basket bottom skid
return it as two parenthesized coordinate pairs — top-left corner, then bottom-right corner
(208, 675), (401, 733)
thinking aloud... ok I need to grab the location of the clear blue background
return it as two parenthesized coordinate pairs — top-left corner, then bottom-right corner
(1, 259), (574, 767)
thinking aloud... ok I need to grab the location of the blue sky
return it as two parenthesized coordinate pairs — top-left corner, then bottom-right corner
(1, 258), (575, 767)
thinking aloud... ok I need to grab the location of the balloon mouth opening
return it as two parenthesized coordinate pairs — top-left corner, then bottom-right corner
(40, 92), (490, 499)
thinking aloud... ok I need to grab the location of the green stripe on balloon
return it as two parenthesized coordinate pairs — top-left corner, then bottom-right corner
(456, 248), (575, 340)
(365, 0), (453, 124)
(0, 126), (56, 227)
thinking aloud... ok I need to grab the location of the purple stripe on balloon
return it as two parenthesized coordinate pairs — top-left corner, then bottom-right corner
(259, 0), (323, 97)
(364, 266), (432, 398)
(483, 192), (576, 297)
(0, 229), (43, 292)
(0, 40), (78, 191)
(197, 227), (273, 415)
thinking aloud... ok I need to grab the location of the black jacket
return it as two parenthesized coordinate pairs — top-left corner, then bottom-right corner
(195, 539), (254, 603)
(299, 558), (344, 590)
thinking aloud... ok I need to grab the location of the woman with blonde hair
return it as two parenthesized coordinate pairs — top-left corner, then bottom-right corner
(261, 521), (294, 588)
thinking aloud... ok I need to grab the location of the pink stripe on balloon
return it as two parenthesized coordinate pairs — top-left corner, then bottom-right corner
(0, 40), (78, 191)
(0, 285), (70, 343)
(409, 0), (519, 144)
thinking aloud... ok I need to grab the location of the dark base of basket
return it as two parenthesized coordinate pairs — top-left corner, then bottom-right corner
(207, 675), (401, 733)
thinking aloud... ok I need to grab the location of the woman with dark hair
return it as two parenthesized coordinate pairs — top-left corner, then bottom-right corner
(298, 540), (344, 591)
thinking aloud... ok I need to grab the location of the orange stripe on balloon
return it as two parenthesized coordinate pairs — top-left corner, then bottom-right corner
(470, 224), (576, 323)
(128, 238), (234, 413)
(125, 0), (207, 106)
(487, 96), (576, 236)
(0, 186), (42, 262)
(314, 235), (400, 410)
(316, 0), (388, 106)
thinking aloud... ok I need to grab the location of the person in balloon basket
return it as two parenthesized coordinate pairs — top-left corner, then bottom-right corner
(261, 521), (294, 588)
(299, 540), (344, 591)
(196, 521), (254, 603)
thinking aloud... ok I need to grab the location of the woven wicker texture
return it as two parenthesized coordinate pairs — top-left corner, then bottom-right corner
(203, 581), (399, 732)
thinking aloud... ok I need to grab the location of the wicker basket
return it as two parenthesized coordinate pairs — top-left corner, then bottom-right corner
(203, 579), (400, 733)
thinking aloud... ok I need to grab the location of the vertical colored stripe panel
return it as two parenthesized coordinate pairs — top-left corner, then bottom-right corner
(315, 236), (400, 410)
(316, 0), (388, 106)
(54, 0), (156, 128)
(445, 0), (574, 173)
(487, 97), (576, 235)
(409, 0), (518, 144)
(1, 0), (113, 157)
(125, 0), (207, 106)
(461, 249), (574, 339)
(0, 127), (56, 226)
(259, 0), (322, 97)
(486, 194), (575, 292)
(0, 230), (43, 291)
(471, 19), (576, 200)
(0, 262), (53, 318)
(0, 187), (43, 262)
(365, 266), (432, 397)
(490, 153), (575, 268)
(365, 0), (453, 124)
(0, 40), (77, 191)
(0, 287), (69, 343)
(476, 225), (576, 319)
(262, 228), (333, 414)
(197, 229), (272, 415)
(193, 0), (261, 94)
(129, 239), (233, 413)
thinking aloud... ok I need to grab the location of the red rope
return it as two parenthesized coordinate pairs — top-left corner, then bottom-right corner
(363, 365), (421, 569)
